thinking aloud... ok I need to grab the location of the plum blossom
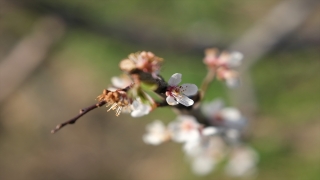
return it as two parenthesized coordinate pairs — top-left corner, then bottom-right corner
(168, 115), (201, 143)
(220, 107), (247, 131)
(143, 120), (170, 145)
(191, 155), (216, 176)
(202, 98), (224, 119)
(202, 99), (247, 144)
(166, 73), (198, 107)
(183, 127), (220, 157)
(217, 68), (240, 88)
(203, 48), (243, 87)
(202, 99), (247, 130)
(184, 135), (226, 176)
(203, 48), (243, 69)
(225, 146), (259, 177)
(92, 50), (257, 177)
(130, 98), (151, 117)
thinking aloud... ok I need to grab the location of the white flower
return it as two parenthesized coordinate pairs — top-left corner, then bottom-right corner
(143, 120), (170, 145)
(202, 99), (224, 119)
(225, 146), (258, 177)
(130, 99), (151, 118)
(183, 127), (220, 157)
(168, 115), (201, 143)
(220, 107), (247, 130)
(191, 155), (216, 176)
(202, 99), (247, 130)
(166, 73), (198, 107)
(184, 136), (226, 176)
(219, 51), (243, 68)
(203, 49), (243, 88)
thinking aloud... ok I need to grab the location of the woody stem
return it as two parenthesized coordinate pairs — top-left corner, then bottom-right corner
(51, 100), (106, 134)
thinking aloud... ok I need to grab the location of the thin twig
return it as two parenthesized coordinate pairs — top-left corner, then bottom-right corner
(200, 69), (215, 99)
(51, 101), (106, 134)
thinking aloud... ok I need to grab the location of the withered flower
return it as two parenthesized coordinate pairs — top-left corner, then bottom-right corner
(120, 51), (163, 74)
(97, 89), (132, 116)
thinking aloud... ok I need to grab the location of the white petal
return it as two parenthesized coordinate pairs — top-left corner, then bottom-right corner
(131, 108), (148, 117)
(221, 108), (241, 122)
(175, 95), (194, 106)
(143, 134), (162, 145)
(143, 120), (168, 145)
(166, 96), (179, 105)
(191, 156), (215, 176)
(180, 84), (198, 96)
(131, 100), (140, 109)
(228, 51), (243, 68)
(168, 115), (200, 143)
(202, 99), (224, 118)
(168, 73), (182, 86)
(202, 127), (219, 136)
(226, 77), (240, 88)
(146, 120), (166, 132)
(183, 140), (202, 157)
(107, 87), (118, 91)
(225, 129), (241, 143)
(131, 100), (151, 117)
(225, 146), (258, 177)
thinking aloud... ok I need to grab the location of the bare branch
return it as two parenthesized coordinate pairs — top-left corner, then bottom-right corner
(51, 101), (106, 134)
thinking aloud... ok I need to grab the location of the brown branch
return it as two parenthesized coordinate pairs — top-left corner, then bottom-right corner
(51, 100), (106, 134)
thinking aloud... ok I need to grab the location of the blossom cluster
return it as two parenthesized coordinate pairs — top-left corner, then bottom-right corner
(94, 49), (258, 177)
(143, 100), (258, 176)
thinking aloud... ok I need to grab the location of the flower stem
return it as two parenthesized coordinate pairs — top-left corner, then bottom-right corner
(200, 69), (216, 99)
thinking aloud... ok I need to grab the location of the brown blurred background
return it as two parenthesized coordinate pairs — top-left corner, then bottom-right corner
(0, 0), (319, 180)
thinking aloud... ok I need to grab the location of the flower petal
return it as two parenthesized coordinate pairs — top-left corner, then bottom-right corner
(202, 98), (224, 118)
(226, 77), (240, 88)
(225, 146), (258, 177)
(168, 73), (182, 86)
(191, 155), (216, 176)
(143, 134), (162, 145)
(202, 127), (219, 136)
(180, 84), (198, 96)
(131, 100), (151, 117)
(111, 75), (132, 88)
(143, 120), (168, 145)
(166, 96), (179, 105)
(221, 108), (241, 121)
(227, 51), (243, 68)
(168, 115), (200, 143)
(175, 95), (194, 106)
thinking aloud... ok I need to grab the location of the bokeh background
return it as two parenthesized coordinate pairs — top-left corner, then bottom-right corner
(0, 0), (319, 180)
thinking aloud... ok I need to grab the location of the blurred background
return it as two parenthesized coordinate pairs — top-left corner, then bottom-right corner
(0, 0), (319, 179)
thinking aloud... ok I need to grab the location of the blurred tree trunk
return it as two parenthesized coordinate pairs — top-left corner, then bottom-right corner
(0, 16), (65, 104)
(228, 0), (320, 119)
